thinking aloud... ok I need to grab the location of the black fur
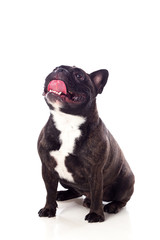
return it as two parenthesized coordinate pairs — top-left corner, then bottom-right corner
(38, 65), (135, 222)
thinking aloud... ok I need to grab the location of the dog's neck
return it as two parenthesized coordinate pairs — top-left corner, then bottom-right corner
(50, 99), (100, 129)
(50, 108), (86, 132)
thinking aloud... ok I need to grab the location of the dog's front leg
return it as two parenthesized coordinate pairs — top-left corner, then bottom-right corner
(85, 167), (104, 223)
(38, 163), (58, 218)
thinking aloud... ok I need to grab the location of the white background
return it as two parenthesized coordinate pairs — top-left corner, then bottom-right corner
(0, 0), (160, 239)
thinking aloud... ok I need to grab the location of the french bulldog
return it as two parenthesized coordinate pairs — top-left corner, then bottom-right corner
(38, 65), (135, 222)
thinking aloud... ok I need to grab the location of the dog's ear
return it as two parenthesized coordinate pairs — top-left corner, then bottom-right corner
(90, 69), (109, 94)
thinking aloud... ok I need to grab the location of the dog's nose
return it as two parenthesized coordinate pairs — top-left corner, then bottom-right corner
(52, 67), (69, 80)
(54, 67), (68, 74)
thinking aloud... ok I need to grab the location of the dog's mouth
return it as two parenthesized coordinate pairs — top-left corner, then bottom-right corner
(45, 80), (86, 103)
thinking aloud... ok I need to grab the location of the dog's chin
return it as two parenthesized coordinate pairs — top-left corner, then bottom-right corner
(45, 91), (87, 109)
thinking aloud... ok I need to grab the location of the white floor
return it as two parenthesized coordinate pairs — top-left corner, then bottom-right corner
(1, 171), (159, 240)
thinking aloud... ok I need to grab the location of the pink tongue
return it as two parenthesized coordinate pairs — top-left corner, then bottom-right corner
(47, 80), (67, 94)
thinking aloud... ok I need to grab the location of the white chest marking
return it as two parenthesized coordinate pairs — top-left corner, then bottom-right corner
(49, 109), (86, 182)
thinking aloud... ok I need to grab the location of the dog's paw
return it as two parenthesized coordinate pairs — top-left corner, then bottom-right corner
(85, 212), (105, 223)
(83, 198), (91, 208)
(56, 191), (68, 201)
(38, 207), (56, 218)
(104, 201), (126, 214)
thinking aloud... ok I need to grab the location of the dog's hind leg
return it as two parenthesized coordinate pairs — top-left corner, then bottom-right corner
(104, 172), (135, 214)
(57, 181), (82, 201)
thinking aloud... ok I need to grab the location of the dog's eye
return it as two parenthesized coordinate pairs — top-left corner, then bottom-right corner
(76, 74), (82, 78)
(75, 73), (84, 81)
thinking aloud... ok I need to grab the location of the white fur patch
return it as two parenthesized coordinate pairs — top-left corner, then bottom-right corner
(46, 94), (63, 109)
(50, 109), (86, 182)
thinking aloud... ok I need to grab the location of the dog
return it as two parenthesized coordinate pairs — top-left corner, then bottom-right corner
(38, 65), (135, 222)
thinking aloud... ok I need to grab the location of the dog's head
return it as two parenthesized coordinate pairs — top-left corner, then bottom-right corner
(43, 65), (109, 115)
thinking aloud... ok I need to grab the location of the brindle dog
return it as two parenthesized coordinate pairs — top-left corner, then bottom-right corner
(38, 65), (135, 222)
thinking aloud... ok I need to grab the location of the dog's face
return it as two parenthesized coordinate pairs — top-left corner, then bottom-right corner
(43, 65), (109, 115)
